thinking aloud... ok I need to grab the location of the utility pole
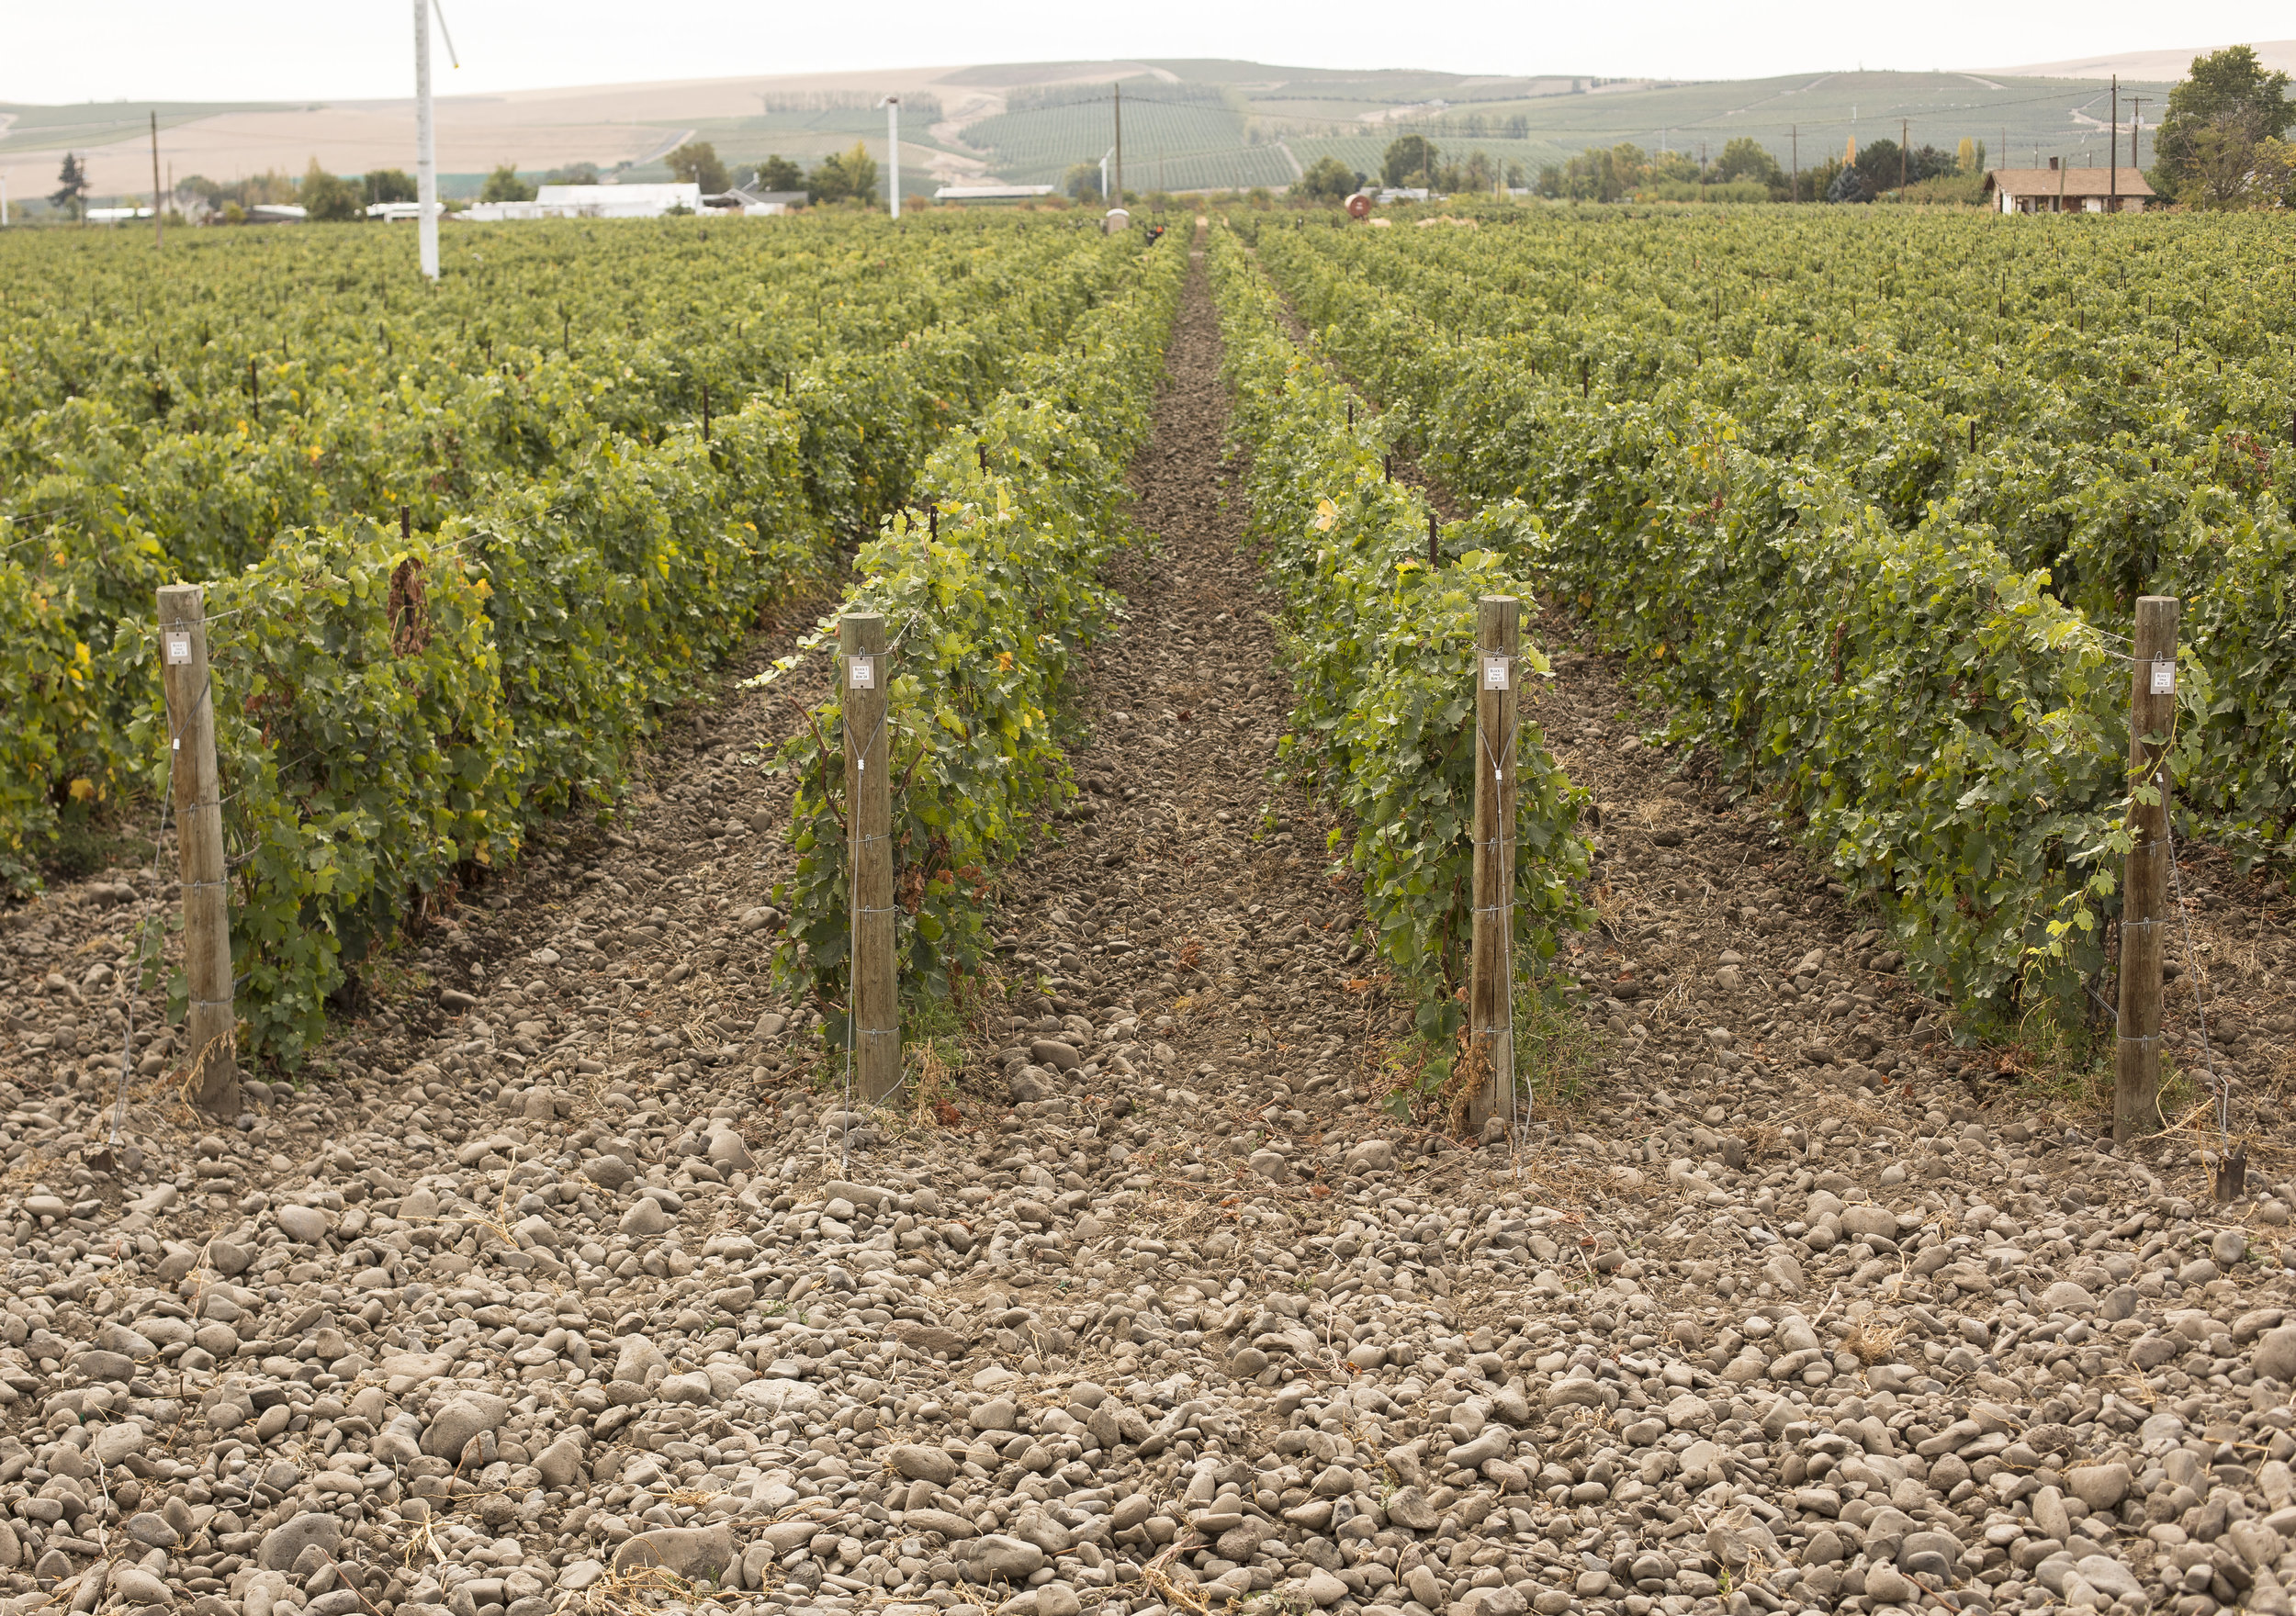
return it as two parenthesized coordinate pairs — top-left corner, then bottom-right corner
(150, 111), (163, 246)
(881, 95), (900, 219)
(1899, 117), (1908, 198)
(1112, 83), (1123, 205)
(414, 0), (438, 280)
(2110, 74), (2118, 208)
(1791, 125), (1798, 202)
(2114, 597), (2180, 1143)
(2132, 98), (2144, 173)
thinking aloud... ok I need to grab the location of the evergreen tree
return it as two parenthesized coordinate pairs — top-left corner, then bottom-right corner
(50, 153), (88, 219)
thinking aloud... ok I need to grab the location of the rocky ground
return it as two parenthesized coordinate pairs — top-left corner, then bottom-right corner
(2, 240), (2296, 1616)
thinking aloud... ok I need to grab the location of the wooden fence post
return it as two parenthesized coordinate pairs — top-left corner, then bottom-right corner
(158, 584), (241, 1116)
(2113, 595), (2178, 1143)
(1468, 596), (1519, 1136)
(841, 612), (899, 1101)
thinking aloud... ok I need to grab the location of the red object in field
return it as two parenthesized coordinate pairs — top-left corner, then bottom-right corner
(1346, 193), (1372, 219)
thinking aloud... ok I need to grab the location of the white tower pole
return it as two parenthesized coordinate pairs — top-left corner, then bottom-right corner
(415, 0), (439, 279)
(883, 95), (900, 219)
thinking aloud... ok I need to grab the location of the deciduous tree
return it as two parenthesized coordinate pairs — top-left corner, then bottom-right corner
(1714, 137), (1783, 189)
(479, 163), (536, 204)
(300, 159), (365, 222)
(2153, 44), (2296, 206)
(665, 140), (731, 196)
(808, 143), (880, 207)
(1295, 155), (1360, 202)
(1062, 162), (1103, 203)
(365, 168), (418, 204)
(1381, 134), (1437, 189)
(755, 155), (805, 193)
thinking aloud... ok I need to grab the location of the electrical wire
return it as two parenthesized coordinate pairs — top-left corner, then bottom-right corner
(111, 653), (210, 1148)
(2164, 816), (2226, 1144)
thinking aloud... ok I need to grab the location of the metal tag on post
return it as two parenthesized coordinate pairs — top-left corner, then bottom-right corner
(2150, 660), (2175, 696)
(166, 633), (193, 666)
(1483, 656), (1511, 691)
(849, 656), (875, 690)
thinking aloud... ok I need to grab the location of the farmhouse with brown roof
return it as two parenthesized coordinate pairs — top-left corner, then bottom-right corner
(1984, 159), (2157, 213)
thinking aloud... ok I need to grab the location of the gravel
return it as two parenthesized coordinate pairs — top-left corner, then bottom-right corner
(0, 238), (2294, 1616)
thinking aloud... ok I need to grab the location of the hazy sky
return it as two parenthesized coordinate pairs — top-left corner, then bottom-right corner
(5, 0), (2291, 103)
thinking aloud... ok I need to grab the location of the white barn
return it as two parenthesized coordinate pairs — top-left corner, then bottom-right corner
(462, 184), (703, 222)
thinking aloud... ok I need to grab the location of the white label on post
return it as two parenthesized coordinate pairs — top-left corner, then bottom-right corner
(849, 656), (875, 690)
(165, 633), (192, 666)
(2150, 660), (2175, 696)
(1483, 656), (1511, 691)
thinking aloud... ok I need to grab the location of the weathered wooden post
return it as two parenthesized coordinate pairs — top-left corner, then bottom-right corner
(2114, 595), (2178, 1143)
(841, 612), (899, 1101)
(1468, 596), (1519, 1135)
(158, 584), (241, 1116)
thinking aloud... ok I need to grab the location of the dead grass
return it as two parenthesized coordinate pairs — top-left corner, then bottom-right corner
(1840, 1316), (1904, 1364)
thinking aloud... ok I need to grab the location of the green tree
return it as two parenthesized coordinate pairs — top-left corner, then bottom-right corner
(755, 155), (805, 193)
(1647, 149), (1695, 184)
(1061, 162), (1103, 203)
(807, 143), (880, 207)
(49, 152), (87, 219)
(2154, 44), (2296, 205)
(1455, 149), (1501, 192)
(365, 167), (418, 204)
(1852, 137), (1903, 193)
(300, 158), (364, 222)
(1294, 154), (1359, 202)
(479, 163), (536, 204)
(1608, 143), (1648, 197)
(1714, 137), (1784, 189)
(2261, 137), (2296, 208)
(1381, 134), (1438, 189)
(665, 140), (731, 195)
(542, 162), (601, 186)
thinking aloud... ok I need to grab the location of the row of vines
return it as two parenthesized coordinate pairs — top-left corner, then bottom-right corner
(771, 234), (1189, 1029)
(1245, 211), (2214, 1018)
(1205, 228), (1590, 1039)
(0, 215), (1161, 1060)
(1248, 210), (2296, 885)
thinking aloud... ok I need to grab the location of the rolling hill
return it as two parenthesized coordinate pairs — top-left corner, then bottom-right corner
(0, 51), (2223, 207)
